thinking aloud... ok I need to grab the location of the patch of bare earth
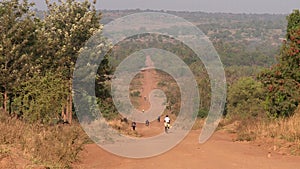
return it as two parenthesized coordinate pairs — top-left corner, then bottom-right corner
(74, 130), (300, 169)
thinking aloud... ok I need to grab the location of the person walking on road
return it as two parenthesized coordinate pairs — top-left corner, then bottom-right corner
(164, 115), (171, 133)
(132, 121), (137, 131)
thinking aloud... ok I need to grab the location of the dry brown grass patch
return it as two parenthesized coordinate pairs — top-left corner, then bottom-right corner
(234, 107), (300, 155)
(0, 114), (89, 168)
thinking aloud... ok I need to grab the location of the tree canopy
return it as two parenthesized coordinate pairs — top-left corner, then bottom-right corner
(259, 10), (300, 118)
(0, 0), (110, 124)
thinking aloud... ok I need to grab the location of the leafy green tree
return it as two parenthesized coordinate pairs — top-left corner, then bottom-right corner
(286, 10), (300, 40)
(258, 10), (300, 118)
(37, 0), (104, 123)
(0, 0), (38, 114)
(0, 0), (111, 124)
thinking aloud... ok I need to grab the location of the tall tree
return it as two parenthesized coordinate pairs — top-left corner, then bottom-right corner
(0, 0), (37, 114)
(259, 10), (300, 118)
(37, 0), (103, 123)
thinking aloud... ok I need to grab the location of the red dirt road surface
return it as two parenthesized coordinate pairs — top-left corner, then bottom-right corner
(74, 56), (300, 169)
(74, 130), (300, 169)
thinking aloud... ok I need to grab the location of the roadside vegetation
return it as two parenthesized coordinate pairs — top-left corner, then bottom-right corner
(225, 10), (300, 155)
(0, 113), (89, 168)
(0, 0), (299, 168)
(0, 0), (106, 168)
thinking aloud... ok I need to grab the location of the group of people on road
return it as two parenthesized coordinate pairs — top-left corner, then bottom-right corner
(131, 115), (171, 133)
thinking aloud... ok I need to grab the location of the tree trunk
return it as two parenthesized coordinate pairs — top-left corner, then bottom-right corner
(62, 104), (67, 122)
(69, 93), (72, 124)
(3, 90), (7, 114)
(66, 99), (69, 123)
(0, 93), (1, 110)
(1, 92), (2, 109)
(68, 79), (73, 124)
(8, 96), (12, 115)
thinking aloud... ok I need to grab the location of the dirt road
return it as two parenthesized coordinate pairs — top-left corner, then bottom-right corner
(74, 56), (300, 169)
(139, 55), (156, 111)
(74, 130), (300, 169)
(136, 55), (164, 137)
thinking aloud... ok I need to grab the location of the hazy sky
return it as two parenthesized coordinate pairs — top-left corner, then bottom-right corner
(28, 0), (300, 14)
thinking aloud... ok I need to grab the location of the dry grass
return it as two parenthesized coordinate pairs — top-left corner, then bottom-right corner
(0, 114), (89, 168)
(235, 107), (300, 155)
(192, 119), (205, 130)
(108, 119), (141, 137)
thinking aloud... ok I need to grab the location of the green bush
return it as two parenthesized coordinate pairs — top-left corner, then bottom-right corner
(197, 109), (209, 118)
(13, 72), (68, 124)
(226, 77), (267, 121)
(130, 91), (141, 97)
